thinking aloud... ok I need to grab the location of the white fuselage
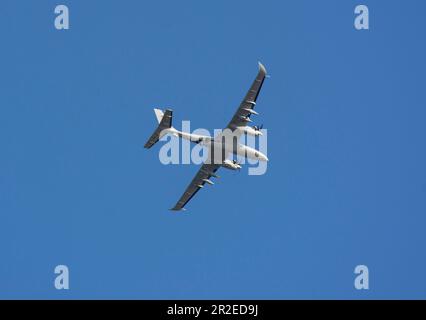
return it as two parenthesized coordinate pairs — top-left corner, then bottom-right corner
(165, 127), (268, 163)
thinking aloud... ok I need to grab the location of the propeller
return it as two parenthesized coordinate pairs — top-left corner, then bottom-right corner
(232, 159), (241, 172)
(253, 124), (263, 131)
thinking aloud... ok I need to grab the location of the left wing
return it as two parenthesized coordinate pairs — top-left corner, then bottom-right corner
(170, 163), (221, 211)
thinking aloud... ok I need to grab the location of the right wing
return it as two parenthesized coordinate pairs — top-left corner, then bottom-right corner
(225, 62), (267, 131)
(170, 163), (221, 211)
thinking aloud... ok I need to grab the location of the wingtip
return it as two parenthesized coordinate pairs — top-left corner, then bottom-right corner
(258, 61), (267, 75)
(170, 207), (186, 212)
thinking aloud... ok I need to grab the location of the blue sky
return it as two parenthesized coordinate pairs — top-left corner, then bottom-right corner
(1, 0), (425, 299)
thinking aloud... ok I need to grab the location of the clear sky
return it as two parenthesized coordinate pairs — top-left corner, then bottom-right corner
(1, 0), (425, 299)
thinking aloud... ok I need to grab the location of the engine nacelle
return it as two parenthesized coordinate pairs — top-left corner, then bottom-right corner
(222, 159), (242, 170)
(236, 126), (263, 136)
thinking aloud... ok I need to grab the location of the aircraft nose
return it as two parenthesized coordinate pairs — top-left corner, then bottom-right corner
(260, 153), (269, 162)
